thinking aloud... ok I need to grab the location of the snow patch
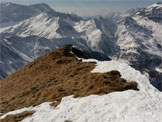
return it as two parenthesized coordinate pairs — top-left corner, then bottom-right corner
(156, 67), (162, 73)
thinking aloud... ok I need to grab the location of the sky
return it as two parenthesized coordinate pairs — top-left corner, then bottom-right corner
(1, 0), (161, 16)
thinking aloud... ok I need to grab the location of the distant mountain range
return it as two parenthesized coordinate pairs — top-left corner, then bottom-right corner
(0, 2), (162, 90)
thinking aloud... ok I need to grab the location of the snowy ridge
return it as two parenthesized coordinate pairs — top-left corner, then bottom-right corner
(147, 2), (162, 11)
(136, 2), (162, 23)
(0, 60), (162, 122)
(0, 13), (61, 39)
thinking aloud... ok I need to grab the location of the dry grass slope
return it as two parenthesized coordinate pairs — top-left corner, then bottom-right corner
(0, 45), (138, 114)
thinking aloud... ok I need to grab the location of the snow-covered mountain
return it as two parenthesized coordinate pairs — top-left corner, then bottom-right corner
(0, 3), (116, 79)
(0, 2), (57, 28)
(0, 11), (116, 54)
(0, 2), (162, 91)
(115, 2), (162, 90)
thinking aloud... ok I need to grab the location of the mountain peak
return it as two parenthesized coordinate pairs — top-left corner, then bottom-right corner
(135, 2), (162, 22)
(31, 3), (51, 8)
(33, 3), (49, 6)
(156, 2), (162, 4)
(0, 2), (12, 6)
(148, 2), (162, 9)
(30, 3), (55, 13)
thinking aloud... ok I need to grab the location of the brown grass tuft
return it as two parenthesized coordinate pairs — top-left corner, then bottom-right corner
(0, 111), (35, 122)
(0, 45), (138, 113)
(65, 120), (72, 122)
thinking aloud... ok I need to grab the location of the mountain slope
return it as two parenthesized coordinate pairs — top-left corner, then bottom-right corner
(0, 38), (32, 78)
(116, 2), (162, 90)
(0, 45), (138, 114)
(0, 52), (162, 122)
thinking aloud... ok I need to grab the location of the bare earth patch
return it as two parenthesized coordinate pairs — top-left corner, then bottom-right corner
(0, 45), (138, 114)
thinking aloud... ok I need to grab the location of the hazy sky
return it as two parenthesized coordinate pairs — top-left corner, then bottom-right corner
(1, 0), (161, 16)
